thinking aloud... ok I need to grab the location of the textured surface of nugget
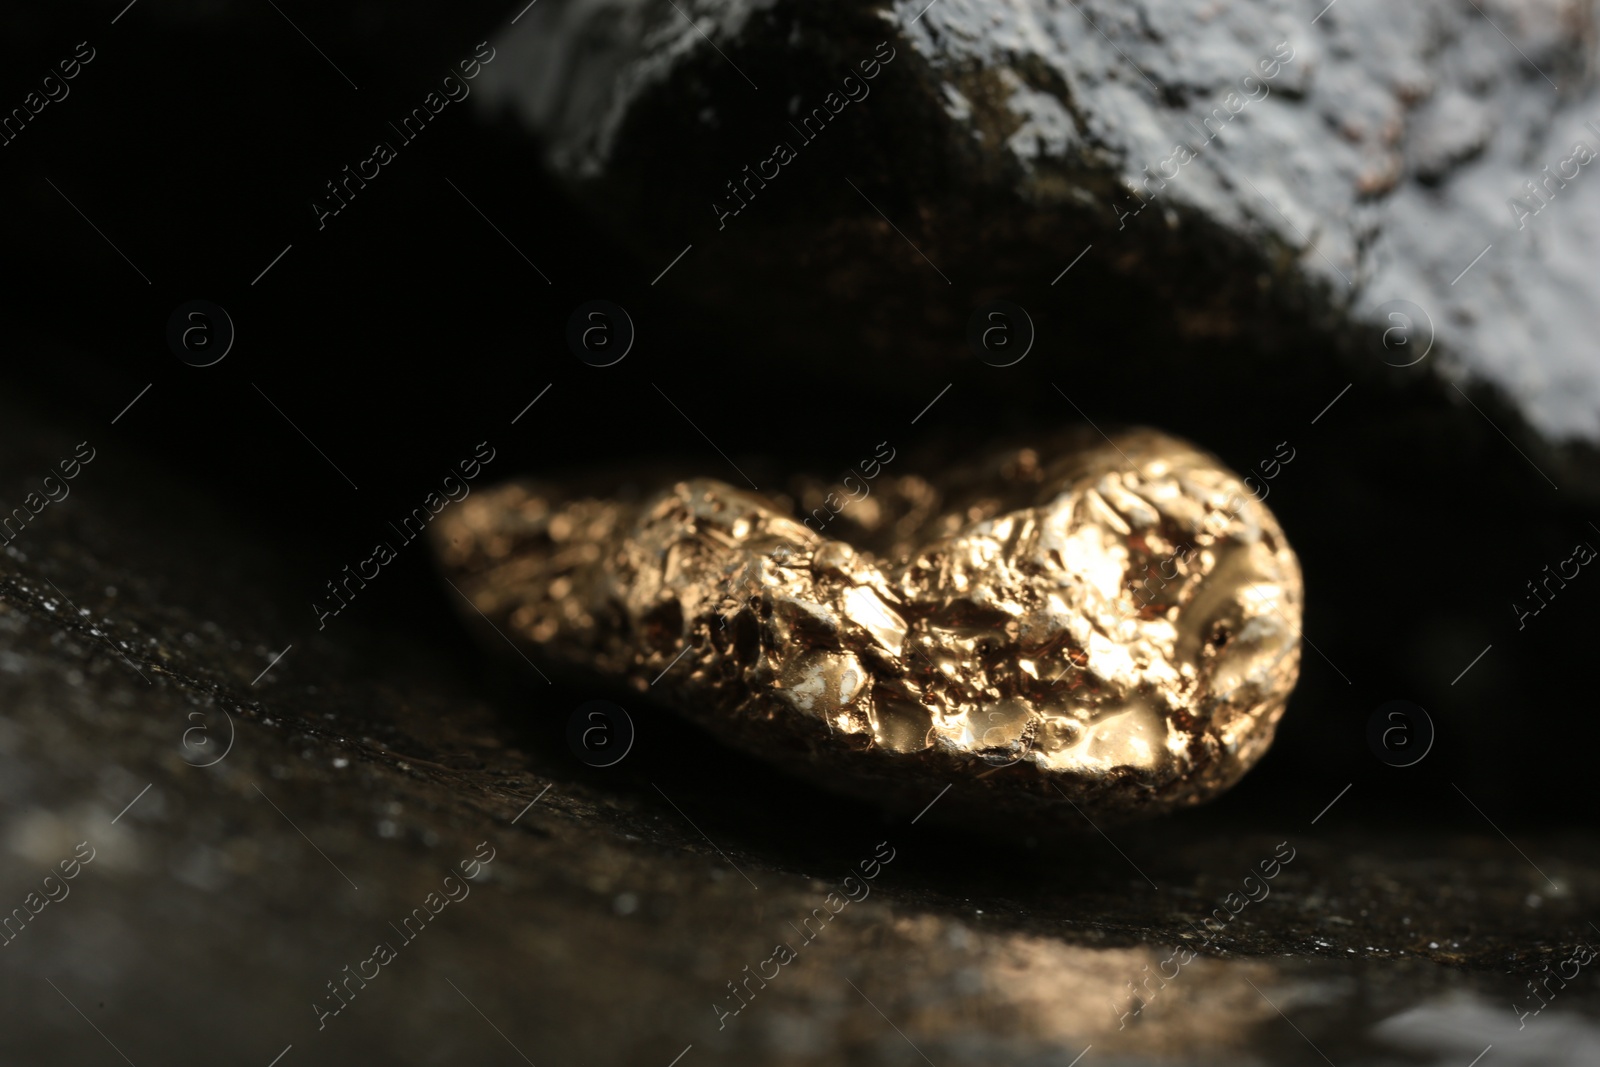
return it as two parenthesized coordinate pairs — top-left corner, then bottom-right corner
(430, 430), (1303, 824)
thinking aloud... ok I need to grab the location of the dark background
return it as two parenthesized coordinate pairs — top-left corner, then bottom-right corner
(3, 0), (1593, 837)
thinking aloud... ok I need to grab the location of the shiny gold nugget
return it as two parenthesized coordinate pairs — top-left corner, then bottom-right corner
(430, 430), (1302, 823)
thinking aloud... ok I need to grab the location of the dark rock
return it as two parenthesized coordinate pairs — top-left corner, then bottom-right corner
(482, 0), (1600, 442)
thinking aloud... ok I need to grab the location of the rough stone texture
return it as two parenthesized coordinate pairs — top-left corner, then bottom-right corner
(480, 0), (1600, 443)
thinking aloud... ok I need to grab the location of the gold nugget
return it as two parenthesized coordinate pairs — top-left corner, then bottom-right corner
(430, 430), (1302, 823)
